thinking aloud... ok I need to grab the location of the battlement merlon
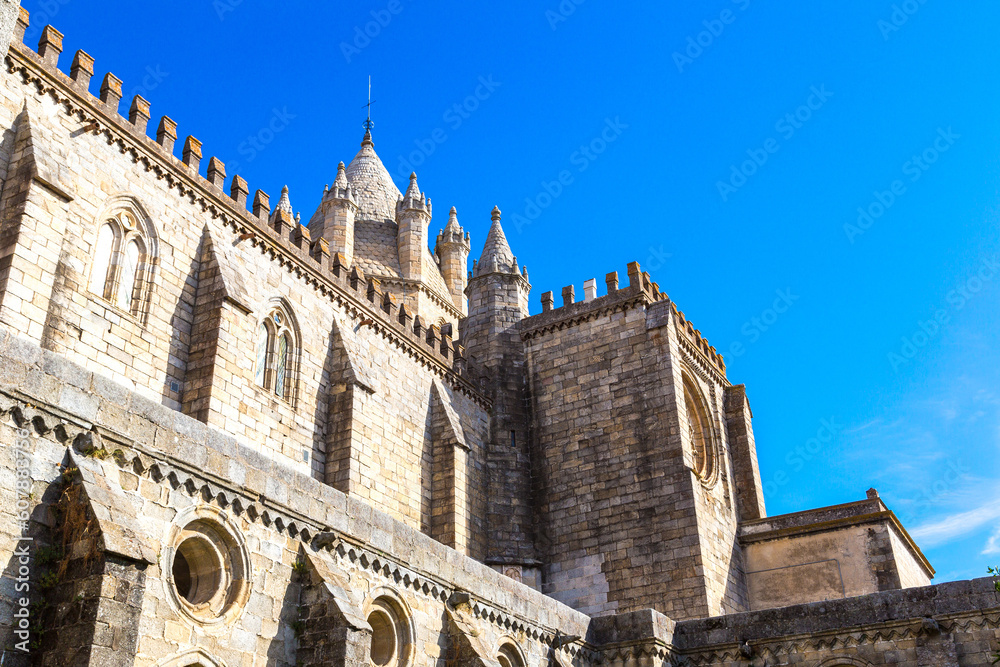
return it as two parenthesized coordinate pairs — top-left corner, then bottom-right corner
(521, 261), (728, 379)
(3, 13), (487, 403)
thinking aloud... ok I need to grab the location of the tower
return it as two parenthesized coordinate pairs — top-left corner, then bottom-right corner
(307, 161), (357, 265)
(435, 207), (471, 315)
(462, 207), (538, 585)
(396, 172), (431, 282)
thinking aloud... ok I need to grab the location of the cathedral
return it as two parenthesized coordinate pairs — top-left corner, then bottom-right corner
(0, 4), (998, 666)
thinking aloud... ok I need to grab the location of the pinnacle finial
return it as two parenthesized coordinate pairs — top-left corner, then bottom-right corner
(276, 185), (293, 215)
(491, 206), (501, 222)
(334, 161), (349, 189)
(444, 206), (461, 234)
(405, 172), (421, 198)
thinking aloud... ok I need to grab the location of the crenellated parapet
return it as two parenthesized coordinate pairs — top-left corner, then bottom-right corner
(3, 10), (486, 404)
(523, 261), (727, 377)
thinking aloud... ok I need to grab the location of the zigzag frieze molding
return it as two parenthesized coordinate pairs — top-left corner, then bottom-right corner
(0, 392), (586, 651)
(600, 641), (679, 665)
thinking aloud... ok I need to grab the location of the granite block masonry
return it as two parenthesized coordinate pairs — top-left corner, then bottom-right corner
(0, 6), (996, 666)
(0, 0), (18, 59)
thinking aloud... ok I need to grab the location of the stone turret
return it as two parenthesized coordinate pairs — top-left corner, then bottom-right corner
(307, 161), (357, 265)
(465, 207), (530, 358)
(462, 207), (537, 580)
(396, 172), (431, 282)
(435, 207), (471, 315)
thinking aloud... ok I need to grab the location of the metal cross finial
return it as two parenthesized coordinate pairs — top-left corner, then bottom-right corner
(363, 76), (375, 132)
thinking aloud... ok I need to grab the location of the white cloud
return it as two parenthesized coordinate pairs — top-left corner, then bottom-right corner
(911, 497), (1000, 547)
(982, 526), (1000, 556)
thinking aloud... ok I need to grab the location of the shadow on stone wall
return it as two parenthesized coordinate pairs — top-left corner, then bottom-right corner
(162, 237), (204, 409)
(265, 561), (302, 666)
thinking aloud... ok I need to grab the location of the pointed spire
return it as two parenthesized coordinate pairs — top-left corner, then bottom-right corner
(445, 206), (461, 234)
(405, 172), (421, 199)
(276, 185), (293, 215)
(361, 127), (374, 147)
(334, 161), (349, 189)
(477, 206), (515, 275)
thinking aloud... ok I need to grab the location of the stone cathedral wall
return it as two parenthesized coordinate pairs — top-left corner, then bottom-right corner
(0, 14), (491, 555)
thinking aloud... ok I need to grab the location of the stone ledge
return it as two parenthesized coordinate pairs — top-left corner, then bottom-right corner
(740, 498), (886, 536)
(673, 577), (1000, 650)
(739, 497), (935, 579)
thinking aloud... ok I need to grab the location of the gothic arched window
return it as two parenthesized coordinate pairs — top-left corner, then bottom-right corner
(253, 303), (298, 401)
(88, 209), (154, 318)
(682, 371), (719, 487)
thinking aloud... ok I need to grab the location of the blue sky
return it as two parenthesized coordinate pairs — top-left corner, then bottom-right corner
(20, 0), (1000, 583)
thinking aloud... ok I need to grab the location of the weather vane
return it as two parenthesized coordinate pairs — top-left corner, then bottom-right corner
(363, 76), (375, 133)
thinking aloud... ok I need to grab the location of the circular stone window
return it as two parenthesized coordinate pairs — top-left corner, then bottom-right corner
(165, 511), (251, 628)
(172, 535), (223, 606)
(366, 595), (412, 667)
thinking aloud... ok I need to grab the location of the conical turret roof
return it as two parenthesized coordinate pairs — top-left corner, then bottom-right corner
(345, 130), (401, 222)
(445, 207), (462, 234)
(276, 185), (293, 216)
(478, 207), (515, 274)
